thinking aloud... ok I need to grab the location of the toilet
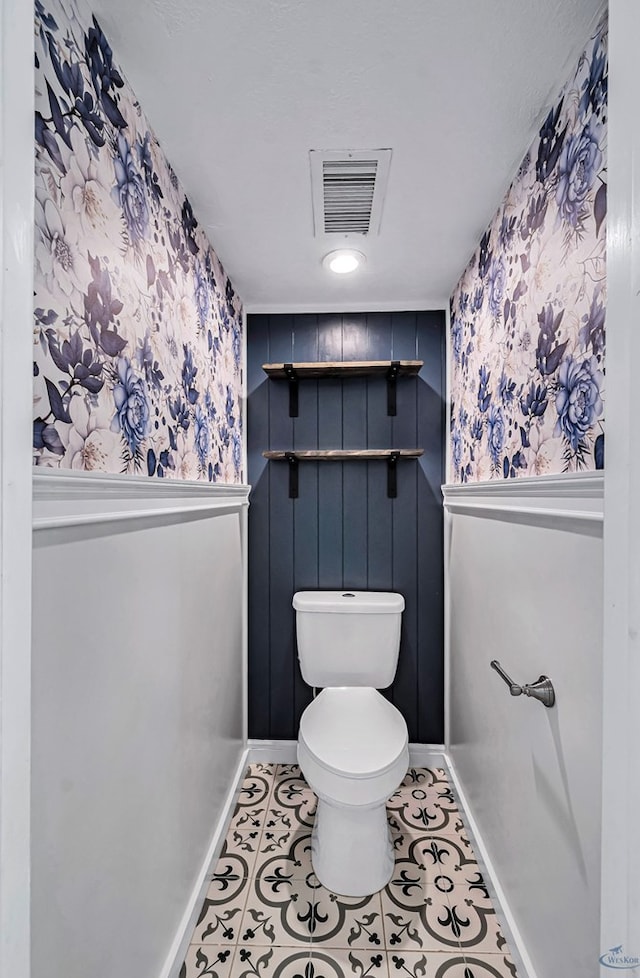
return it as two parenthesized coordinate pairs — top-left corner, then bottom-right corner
(293, 590), (409, 897)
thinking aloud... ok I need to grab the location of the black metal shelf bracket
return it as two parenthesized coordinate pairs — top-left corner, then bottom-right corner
(387, 451), (400, 498)
(285, 452), (299, 498)
(271, 449), (415, 499)
(387, 360), (400, 416)
(284, 363), (298, 417)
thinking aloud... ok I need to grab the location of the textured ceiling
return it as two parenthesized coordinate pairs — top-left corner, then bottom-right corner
(92, 0), (604, 311)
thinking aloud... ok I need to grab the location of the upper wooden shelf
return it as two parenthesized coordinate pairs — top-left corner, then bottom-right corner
(262, 359), (423, 378)
(262, 359), (423, 416)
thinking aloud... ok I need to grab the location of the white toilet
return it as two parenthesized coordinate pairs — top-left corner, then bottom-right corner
(293, 590), (409, 897)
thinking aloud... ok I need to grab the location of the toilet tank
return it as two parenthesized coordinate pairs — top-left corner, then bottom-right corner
(293, 590), (404, 688)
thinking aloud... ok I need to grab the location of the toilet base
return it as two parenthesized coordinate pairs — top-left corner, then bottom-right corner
(311, 796), (394, 897)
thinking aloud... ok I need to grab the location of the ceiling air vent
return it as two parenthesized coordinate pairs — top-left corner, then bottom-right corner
(310, 149), (392, 237)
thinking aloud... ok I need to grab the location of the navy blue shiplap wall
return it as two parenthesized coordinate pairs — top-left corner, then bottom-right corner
(247, 311), (445, 743)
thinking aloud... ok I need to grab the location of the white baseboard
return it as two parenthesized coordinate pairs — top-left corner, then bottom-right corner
(159, 748), (250, 978)
(444, 752), (537, 978)
(408, 743), (445, 766)
(247, 739), (298, 763)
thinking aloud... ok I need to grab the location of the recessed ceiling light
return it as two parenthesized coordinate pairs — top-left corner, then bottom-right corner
(322, 249), (366, 275)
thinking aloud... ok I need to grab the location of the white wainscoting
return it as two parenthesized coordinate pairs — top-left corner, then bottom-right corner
(443, 472), (603, 978)
(31, 470), (249, 978)
(33, 467), (250, 528)
(443, 470), (603, 527)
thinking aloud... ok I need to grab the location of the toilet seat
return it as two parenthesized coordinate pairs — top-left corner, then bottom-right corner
(298, 687), (409, 807)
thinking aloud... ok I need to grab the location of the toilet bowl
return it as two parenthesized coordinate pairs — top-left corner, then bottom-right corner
(293, 590), (409, 897)
(298, 686), (409, 896)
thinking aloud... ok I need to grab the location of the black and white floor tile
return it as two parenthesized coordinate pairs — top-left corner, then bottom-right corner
(181, 765), (519, 978)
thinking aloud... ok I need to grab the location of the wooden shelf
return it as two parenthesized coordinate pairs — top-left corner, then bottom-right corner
(263, 448), (423, 498)
(262, 359), (423, 417)
(263, 449), (423, 460)
(262, 360), (423, 378)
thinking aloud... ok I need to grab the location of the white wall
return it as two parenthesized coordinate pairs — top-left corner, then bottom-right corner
(31, 472), (248, 978)
(0, 1), (34, 975)
(445, 475), (603, 978)
(600, 0), (640, 968)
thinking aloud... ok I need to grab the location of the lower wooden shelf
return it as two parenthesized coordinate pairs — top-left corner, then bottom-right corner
(262, 448), (424, 497)
(263, 449), (423, 460)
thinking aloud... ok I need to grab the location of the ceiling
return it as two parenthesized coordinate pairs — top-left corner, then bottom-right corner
(93, 0), (604, 312)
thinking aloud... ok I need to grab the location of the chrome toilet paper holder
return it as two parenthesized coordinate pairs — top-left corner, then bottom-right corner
(490, 659), (556, 708)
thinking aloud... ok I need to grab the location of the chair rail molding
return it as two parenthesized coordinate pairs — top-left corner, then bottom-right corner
(442, 471), (603, 529)
(33, 469), (250, 531)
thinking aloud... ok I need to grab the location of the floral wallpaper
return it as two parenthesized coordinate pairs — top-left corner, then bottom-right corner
(449, 16), (607, 483)
(33, 0), (243, 482)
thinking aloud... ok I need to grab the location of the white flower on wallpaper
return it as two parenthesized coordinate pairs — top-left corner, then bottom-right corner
(449, 16), (607, 483)
(33, 0), (243, 482)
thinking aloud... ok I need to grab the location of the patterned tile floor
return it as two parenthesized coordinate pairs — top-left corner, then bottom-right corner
(181, 764), (519, 978)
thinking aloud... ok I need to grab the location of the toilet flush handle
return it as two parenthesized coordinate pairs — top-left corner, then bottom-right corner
(490, 659), (555, 708)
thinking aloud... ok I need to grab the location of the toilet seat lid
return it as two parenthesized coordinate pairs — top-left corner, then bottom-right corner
(299, 687), (408, 779)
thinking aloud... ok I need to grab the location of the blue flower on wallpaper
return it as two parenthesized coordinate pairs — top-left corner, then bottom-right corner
(194, 261), (210, 329)
(170, 395), (190, 433)
(83, 255), (118, 327)
(452, 426), (463, 472)
(181, 345), (199, 405)
(498, 370), (516, 406)
(486, 405), (505, 468)
(471, 286), (484, 313)
(478, 365), (491, 413)
(232, 430), (242, 473)
(181, 198), (199, 256)
(113, 133), (149, 244)
(45, 326), (104, 396)
(204, 389), (217, 421)
(503, 450), (526, 479)
(478, 231), (492, 279)
(555, 121), (603, 228)
(520, 382), (548, 421)
(499, 214), (517, 251)
(194, 404), (211, 468)
(138, 131), (163, 203)
(535, 304), (568, 378)
(86, 15), (126, 128)
(33, 0), (243, 482)
(488, 258), (506, 318)
(521, 193), (548, 239)
(231, 322), (242, 370)
(580, 35), (608, 117)
(535, 100), (567, 184)
(470, 417), (483, 442)
(225, 385), (236, 428)
(451, 317), (463, 364)
(111, 357), (151, 457)
(580, 287), (606, 358)
(74, 91), (106, 148)
(137, 331), (164, 391)
(449, 14), (607, 481)
(554, 356), (603, 453)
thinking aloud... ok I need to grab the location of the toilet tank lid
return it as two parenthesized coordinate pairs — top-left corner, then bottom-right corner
(292, 590), (404, 614)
